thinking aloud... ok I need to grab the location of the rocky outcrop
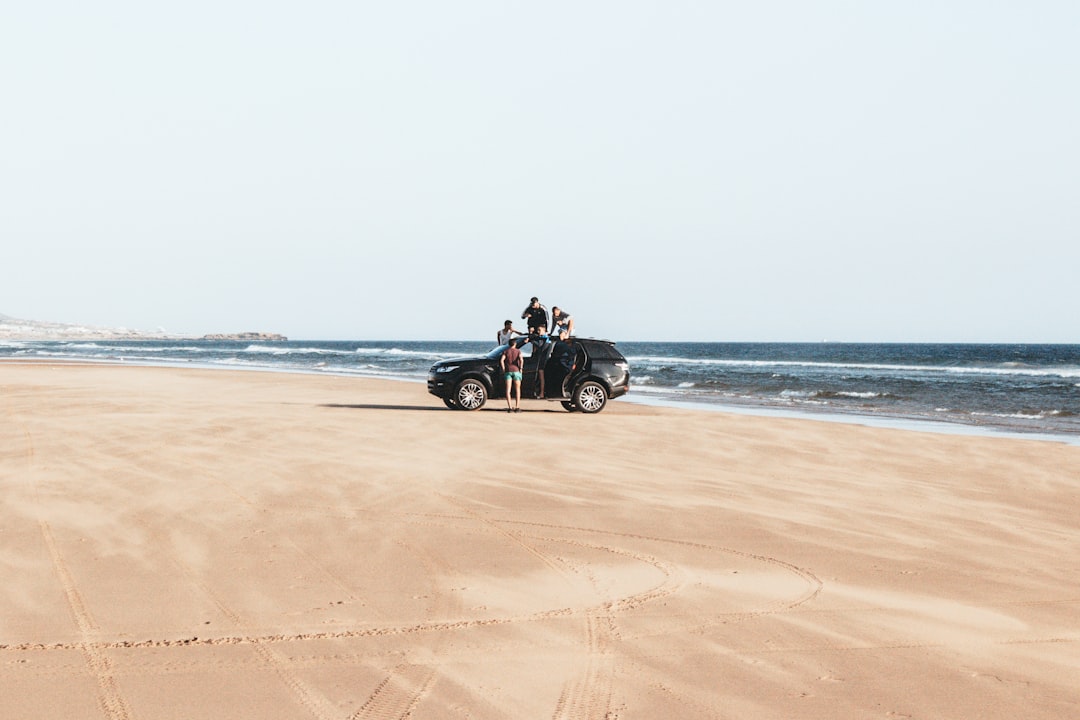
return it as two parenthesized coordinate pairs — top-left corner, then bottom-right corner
(0, 314), (286, 342)
(0, 314), (169, 340)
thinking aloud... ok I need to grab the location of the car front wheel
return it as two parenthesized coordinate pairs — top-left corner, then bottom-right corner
(442, 397), (458, 410)
(454, 379), (487, 411)
(573, 381), (608, 413)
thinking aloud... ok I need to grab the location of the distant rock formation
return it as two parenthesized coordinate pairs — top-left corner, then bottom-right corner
(0, 313), (168, 340)
(0, 313), (286, 342)
(200, 332), (288, 342)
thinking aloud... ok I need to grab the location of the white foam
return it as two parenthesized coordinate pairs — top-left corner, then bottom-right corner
(971, 411), (1047, 421)
(622, 395), (1080, 446)
(352, 347), (449, 361)
(275, 345), (360, 356)
(242, 344), (291, 355)
(625, 355), (1080, 379)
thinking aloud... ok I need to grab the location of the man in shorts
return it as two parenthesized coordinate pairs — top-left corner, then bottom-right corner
(500, 337), (524, 413)
(550, 306), (574, 340)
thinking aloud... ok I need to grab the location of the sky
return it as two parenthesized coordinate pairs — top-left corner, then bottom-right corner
(2, 2), (1077, 343)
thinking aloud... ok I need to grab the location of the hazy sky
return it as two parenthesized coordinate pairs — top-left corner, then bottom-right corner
(3, 2), (1077, 342)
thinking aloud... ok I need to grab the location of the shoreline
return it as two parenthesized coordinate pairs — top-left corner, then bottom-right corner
(5, 354), (1077, 446)
(623, 392), (1080, 446)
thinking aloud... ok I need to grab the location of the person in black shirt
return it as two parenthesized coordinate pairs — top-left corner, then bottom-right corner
(521, 297), (548, 335)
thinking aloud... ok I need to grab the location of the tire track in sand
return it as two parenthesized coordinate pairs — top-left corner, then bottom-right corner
(550, 609), (617, 720)
(503, 519), (824, 613)
(349, 662), (437, 720)
(148, 521), (342, 720)
(440, 498), (631, 720)
(19, 412), (131, 720)
(347, 537), (456, 719)
(538, 535), (682, 720)
(39, 521), (132, 720)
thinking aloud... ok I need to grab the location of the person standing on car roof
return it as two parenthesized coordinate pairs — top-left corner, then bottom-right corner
(550, 306), (574, 340)
(521, 297), (548, 335)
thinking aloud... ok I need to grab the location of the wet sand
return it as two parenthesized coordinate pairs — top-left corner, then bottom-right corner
(2, 364), (1078, 719)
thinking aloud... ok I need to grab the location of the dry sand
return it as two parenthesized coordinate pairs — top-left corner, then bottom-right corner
(2, 364), (1078, 719)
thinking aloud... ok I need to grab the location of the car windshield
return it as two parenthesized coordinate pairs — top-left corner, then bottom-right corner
(485, 340), (534, 359)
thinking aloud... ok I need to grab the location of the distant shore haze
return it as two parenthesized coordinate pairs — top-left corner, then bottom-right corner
(0, 313), (285, 342)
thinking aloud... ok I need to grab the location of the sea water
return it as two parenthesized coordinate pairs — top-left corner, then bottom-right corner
(3, 340), (1078, 440)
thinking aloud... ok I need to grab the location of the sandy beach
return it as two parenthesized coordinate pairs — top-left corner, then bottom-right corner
(2, 363), (1078, 719)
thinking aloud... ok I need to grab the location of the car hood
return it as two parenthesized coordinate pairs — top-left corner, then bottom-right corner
(431, 355), (490, 367)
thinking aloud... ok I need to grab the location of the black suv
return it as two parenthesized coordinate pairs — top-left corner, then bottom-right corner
(428, 337), (630, 413)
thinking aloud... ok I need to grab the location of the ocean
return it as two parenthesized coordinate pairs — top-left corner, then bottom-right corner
(3, 339), (1078, 441)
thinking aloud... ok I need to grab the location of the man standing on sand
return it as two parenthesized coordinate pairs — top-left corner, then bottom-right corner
(529, 327), (549, 398)
(500, 338), (524, 413)
(497, 319), (525, 345)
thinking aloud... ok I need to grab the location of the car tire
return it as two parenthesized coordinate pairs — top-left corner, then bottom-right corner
(561, 401), (578, 412)
(573, 381), (608, 413)
(442, 397), (458, 410)
(454, 378), (487, 411)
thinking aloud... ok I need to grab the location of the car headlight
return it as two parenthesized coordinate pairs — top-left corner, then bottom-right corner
(435, 365), (459, 374)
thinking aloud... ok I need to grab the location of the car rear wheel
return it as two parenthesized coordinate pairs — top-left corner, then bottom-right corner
(573, 381), (608, 413)
(454, 379), (487, 411)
